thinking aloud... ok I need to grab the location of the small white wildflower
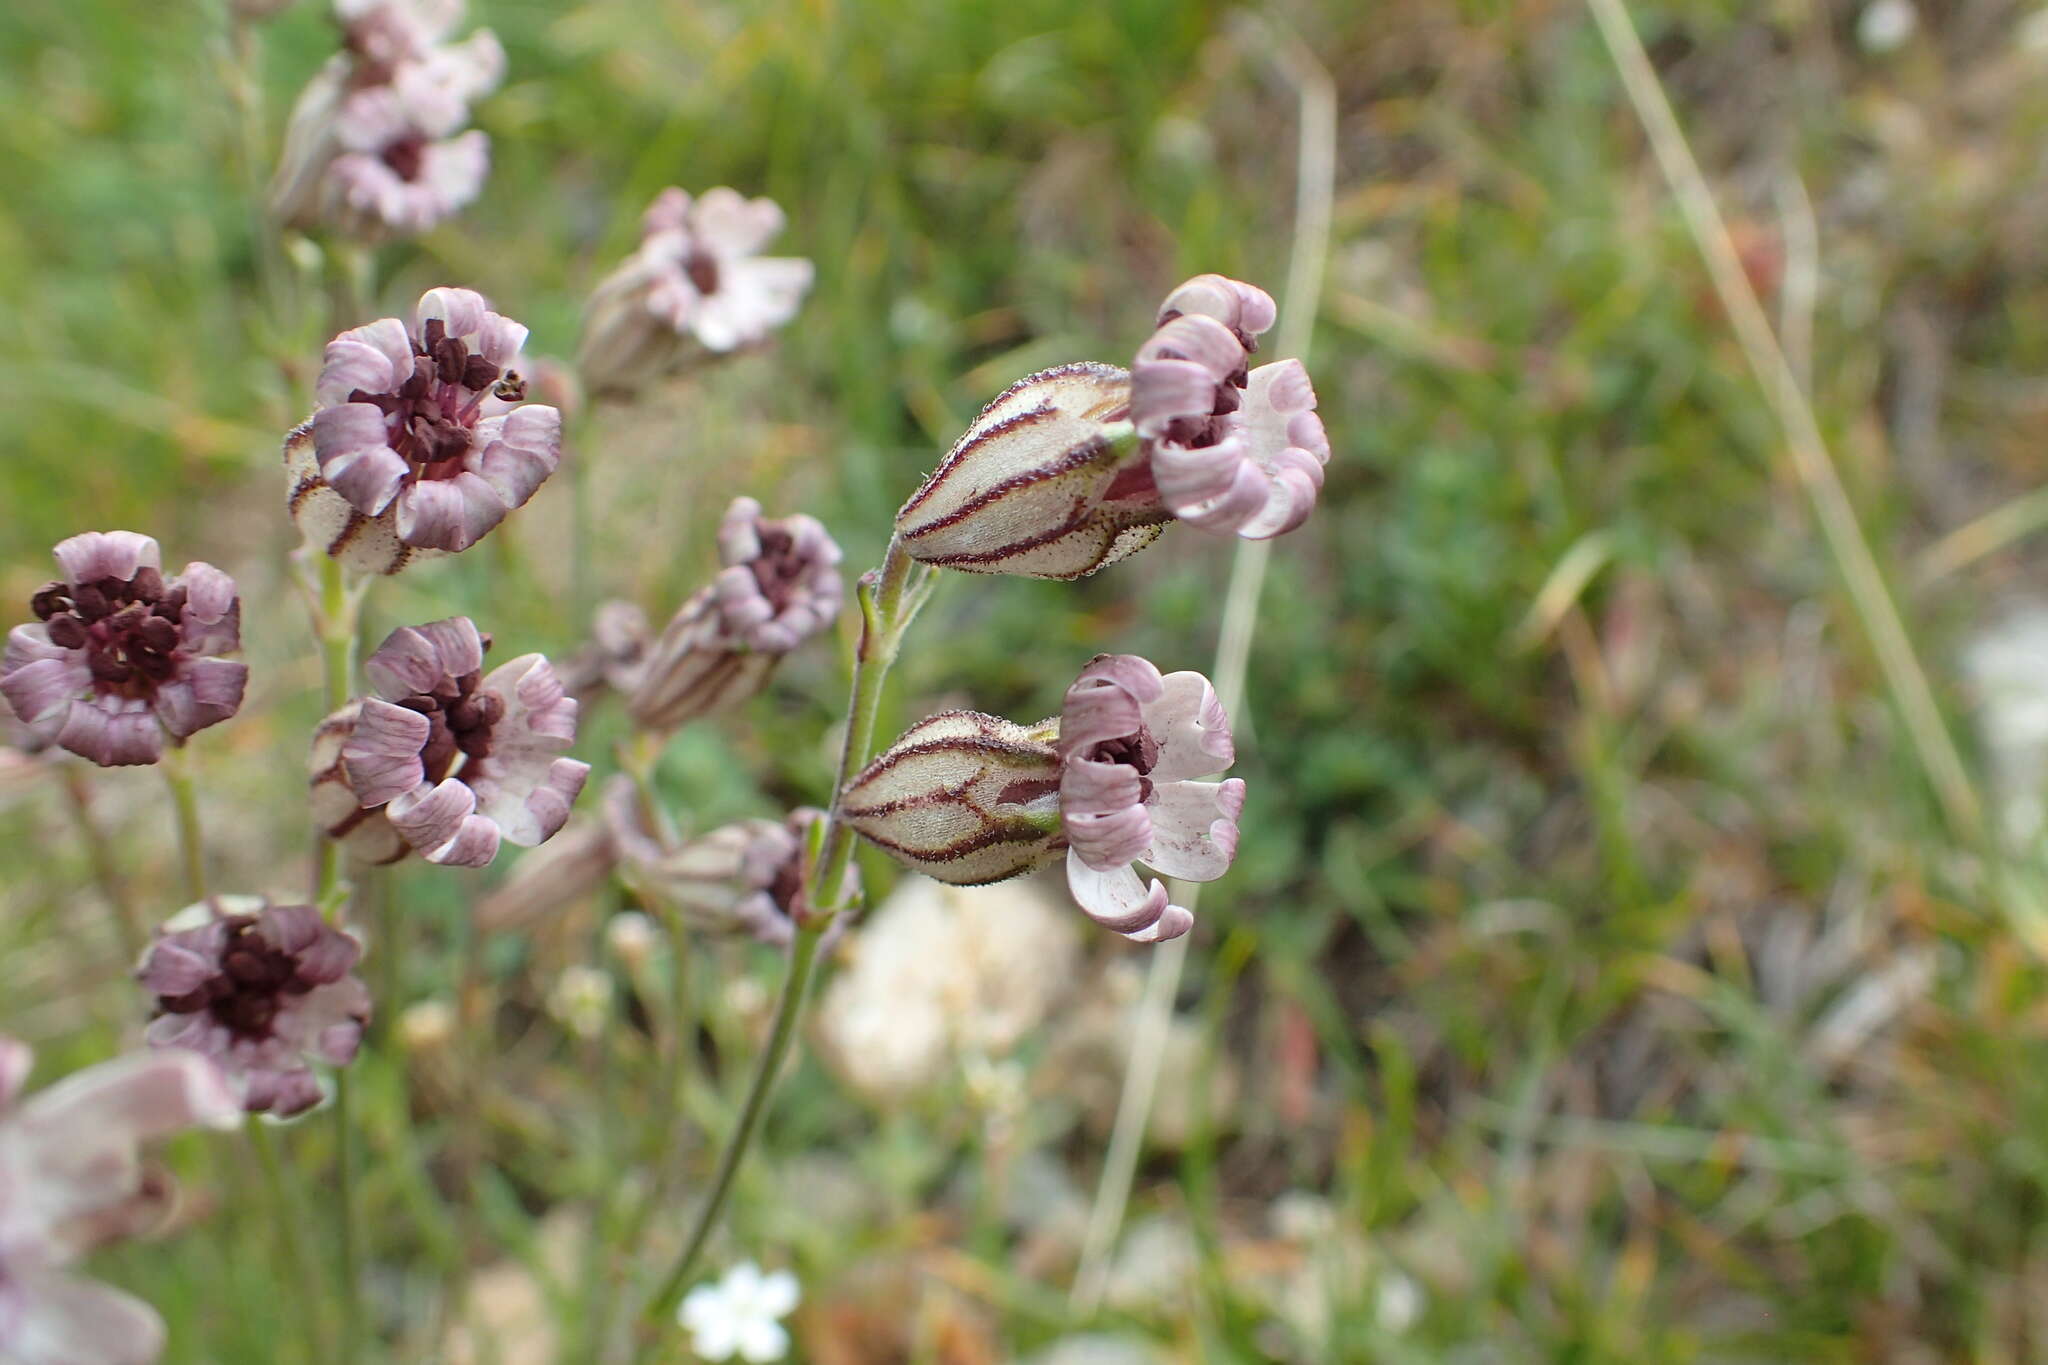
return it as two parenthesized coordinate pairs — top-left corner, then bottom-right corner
(679, 1262), (799, 1362)
(547, 965), (611, 1040)
(1857, 0), (1917, 52)
(1375, 1270), (1423, 1333)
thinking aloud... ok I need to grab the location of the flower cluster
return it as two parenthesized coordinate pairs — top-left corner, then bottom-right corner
(580, 187), (816, 395)
(895, 273), (1328, 578)
(137, 897), (371, 1118)
(601, 497), (844, 733)
(289, 288), (562, 570)
(271, 0), (503, 237)
(314, 616), (589, 868)
(0, 532), (246, 767)
(0, 1040), (238, 1364)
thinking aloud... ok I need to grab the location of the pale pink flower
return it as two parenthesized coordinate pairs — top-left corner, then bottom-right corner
(896, 273), (1328, 579)
(579, 188), (814, 392)
(0, 1038), (237, 1365)
(1, 532), (247, 767)
(304, 288), (561, 558)
(271, 0), (502, 237)
(1134, 276), (1329, 540)
(625, 498), (843, 732)
(337, 617), (589, 868)
(138, 898), (369, 1118)
(1056, 654), (1243, 943)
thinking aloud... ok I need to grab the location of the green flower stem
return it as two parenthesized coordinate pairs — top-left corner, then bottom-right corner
(161, 745), (208, 902)
(62, 765), (141, 959)
(639, 536), (935, 1334)
(249, 1115), (334, 1365)
(313, 553), (361, 914)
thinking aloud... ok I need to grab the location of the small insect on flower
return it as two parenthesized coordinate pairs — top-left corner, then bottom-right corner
(137, 896), (371, 1118)
(679, 1262), (800, 1363)
(1, 531), (247, 767)
(0, 1038), (238, 1365)
(288, 288), (563, 572)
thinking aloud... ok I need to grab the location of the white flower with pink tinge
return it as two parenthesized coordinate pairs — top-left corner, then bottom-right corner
(339, 616), (590, 868)
(1057, 654), (1245, 943)
(311, 288), (561, 554)
(1134, 274), (1330, 541)
(0, 1037), (238, 1365)
(0, 531), (247, 767)
(641, 188), (815, 353)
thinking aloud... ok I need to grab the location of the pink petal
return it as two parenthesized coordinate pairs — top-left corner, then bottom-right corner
(1139, 778), (1244, 883)
(339, 698), (430, 805)
(53, 531), (160, 588)
(3, 1268), (167, 1365)
(1064, 852), (1190, 943)
(174, 562), (242, 655)
(2, 651), (88, 726)
(1151, 435), (1270, 533)
(472, 404), (562, 508)
(56, 701), (161, 767)
(1143, 671), (1235, 780)
(1058, 654), (1163, 757)
(690, 186), (787, 257)
(1130, 357), (1227, 438)
(151, 658), (247, 739)
(316, 317), (413, 406)
(394, 472), (508, 552)
(1134, 313), (1244, 383)
(417, 286), (487, 342)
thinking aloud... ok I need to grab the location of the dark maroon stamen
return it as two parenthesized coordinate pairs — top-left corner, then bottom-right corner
(155, 916), (322, 1040)
(35, 566), (190, 701)
(381, 135), (427, 183)
(683, 249), (721, 296)
(747, 528), (809, 612)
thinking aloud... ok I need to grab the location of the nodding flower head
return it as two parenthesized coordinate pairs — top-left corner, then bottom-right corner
(607, 780), (839, 945)
(1134, 276), (1328, 540)
(580, 187), (815, 394)
(137, 896), (370, 1118)
(894, 274), (1327, 579)
(0, 1038), (238, 1364)
(1055, 654), (1243, 943)
(330, 616), (590, 868)
(289, 288), (562, 571)
(625, 497), (843, 732)
(1, 531), (247, 767)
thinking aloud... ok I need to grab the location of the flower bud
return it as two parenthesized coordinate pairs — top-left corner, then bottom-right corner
(840, 710), (1063, 884)
(895, 362), (1170, 580)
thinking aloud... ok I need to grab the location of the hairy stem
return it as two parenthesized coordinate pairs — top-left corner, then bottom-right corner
(638, 536), (934, 1332)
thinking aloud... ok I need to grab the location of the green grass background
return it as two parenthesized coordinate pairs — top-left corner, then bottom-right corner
(9, 0), (2048, 1359)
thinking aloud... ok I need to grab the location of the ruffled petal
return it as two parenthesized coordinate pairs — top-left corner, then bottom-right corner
(416, 286), (487, 343)
(316, 317), (413, 406)
(1057, 653), (1164, 758)
(152, 658), (247, 739)
(1139, 777), (1244, 883)
(53, 531), (160, 588)
(1064, 852), (1190, 943)
(472, 404), (562, 509)
(338, 698), (430, 805)
(56, 700), (161, 767)
(1, 649), (89, 726)
(1143, 670), (1236, 780)
(692, 186), (788, 258)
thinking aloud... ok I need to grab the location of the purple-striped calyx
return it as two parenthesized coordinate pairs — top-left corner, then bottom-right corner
(839, 711), (1063, 886)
